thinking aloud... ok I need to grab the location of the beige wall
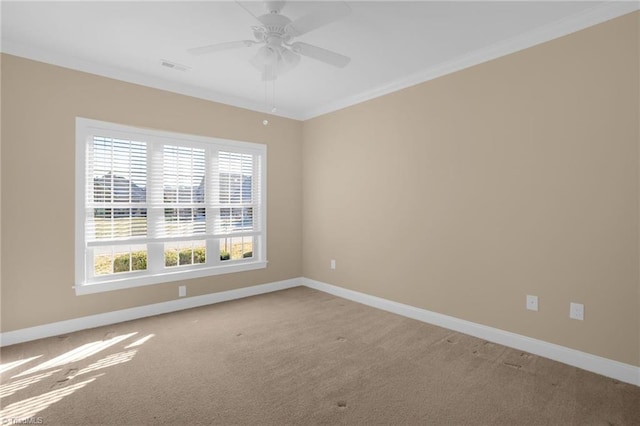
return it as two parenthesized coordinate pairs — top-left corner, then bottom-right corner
(303, 12), (640, 366)
(0, 54), (303, 331)
(637, 11), (640, 370)
(2, 12), (639, 368)
(0, 54), (3, 330)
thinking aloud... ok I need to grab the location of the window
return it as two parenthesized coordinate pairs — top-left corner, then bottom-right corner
(75, 118), (267, 295)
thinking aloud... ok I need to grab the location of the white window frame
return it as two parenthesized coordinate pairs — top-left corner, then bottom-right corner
(75, 118), (267, 295)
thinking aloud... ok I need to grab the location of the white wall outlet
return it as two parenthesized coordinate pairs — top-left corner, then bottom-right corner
(570, 302), (584, 320)
(178, 285), (186, 298)
(526, 295), (538, 311)
(330, 259), (336, 270)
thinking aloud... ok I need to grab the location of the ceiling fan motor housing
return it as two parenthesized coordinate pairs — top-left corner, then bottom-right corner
(258, 13), (292, 41)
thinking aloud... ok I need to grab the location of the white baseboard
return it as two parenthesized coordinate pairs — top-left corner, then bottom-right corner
(2, 276), (638, 387)
(0, 278), (302, 347)
(302, 278), (640, 387)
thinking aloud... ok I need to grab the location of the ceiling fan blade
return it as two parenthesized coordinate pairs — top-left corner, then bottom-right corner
(235, 1), (264, 24)
(187, 40), (256, 56)
(290, 42), (350, 68)
(285, 2), (350, 37)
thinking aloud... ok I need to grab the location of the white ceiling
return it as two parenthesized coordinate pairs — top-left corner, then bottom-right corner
(2, 1), (638, 120)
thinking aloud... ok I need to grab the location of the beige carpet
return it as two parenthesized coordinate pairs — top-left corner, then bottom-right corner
(1, 286), (639, 425)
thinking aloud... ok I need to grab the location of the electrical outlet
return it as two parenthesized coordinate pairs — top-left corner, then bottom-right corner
(330, 259), (336, 270)
(526, 295), (538, 311)
(179, 285), (186, 298)
(570, 302), (584, 320)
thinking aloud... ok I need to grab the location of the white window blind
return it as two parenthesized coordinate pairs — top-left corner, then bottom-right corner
(161, 145), (206, 238)
(76, 118), (267, 295)
(88, 137), (148, 241)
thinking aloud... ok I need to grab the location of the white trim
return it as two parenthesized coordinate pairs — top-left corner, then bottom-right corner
(3, 2), (638, 121)
(3, 276), (638, 387)
(74, 261), (268, 295)
(302, 278), (640, 387)
(75, 117), (267, 295)
(0, 39), (300, 121)
(0, 278), (301, 347)
(303, 1), (640, 120)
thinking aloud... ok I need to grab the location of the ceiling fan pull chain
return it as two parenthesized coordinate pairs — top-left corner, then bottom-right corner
(272, 79), (277, 113)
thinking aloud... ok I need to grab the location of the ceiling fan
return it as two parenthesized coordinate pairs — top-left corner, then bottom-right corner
(188, 0), (351, 81)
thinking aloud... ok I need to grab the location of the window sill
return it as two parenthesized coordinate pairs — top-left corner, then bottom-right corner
(75, 261), (267, 295)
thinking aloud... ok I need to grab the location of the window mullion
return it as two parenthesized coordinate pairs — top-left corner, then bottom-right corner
(254, 153), (263, 261)
(147, 142), (164, 274)
(207, 147), (220, 266)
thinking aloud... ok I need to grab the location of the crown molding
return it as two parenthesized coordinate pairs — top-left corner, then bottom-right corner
(2, 1), (638, 121)
(302, 1), (640, 120)
(0, 40), (303, 121)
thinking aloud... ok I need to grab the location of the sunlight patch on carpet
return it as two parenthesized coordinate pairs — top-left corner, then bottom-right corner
(0, 370), (61, 398)
(74, 350), (138, 378)
(0, 356), (43, 375)
(13, 332), (138, 378)
(0, 329), (159, 424)
(0, 376), (99, 421)
(125, 334), (155, 349)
